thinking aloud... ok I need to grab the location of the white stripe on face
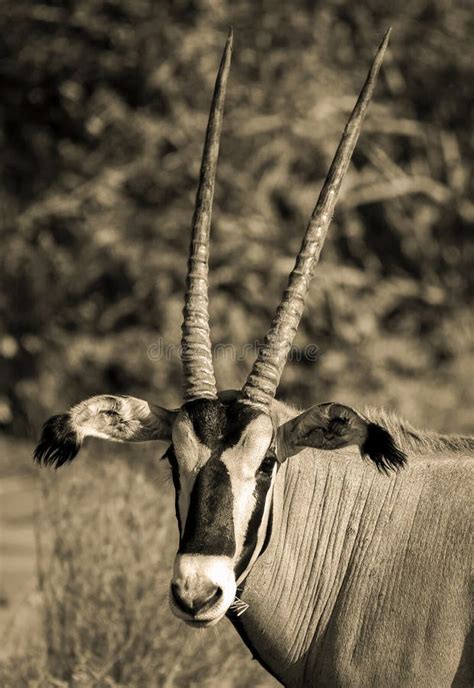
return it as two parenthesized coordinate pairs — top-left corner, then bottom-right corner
(171, 413), (212, 533)
(220, 414), (274, 566)
(236, 465), (276, 585)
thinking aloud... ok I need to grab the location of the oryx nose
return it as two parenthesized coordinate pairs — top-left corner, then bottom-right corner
(171, 581), (222, 616)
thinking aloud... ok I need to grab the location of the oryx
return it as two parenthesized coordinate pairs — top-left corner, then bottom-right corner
(35, 29), (473, 687)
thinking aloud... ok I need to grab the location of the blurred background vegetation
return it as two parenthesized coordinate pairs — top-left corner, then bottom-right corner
(1, 0), (473, 435)
(0, 0), (472, 685)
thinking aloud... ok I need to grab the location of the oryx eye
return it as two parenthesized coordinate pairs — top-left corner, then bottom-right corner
(258, 451), (276, 475)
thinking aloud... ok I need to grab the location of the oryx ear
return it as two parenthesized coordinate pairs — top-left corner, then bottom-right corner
(34, 395), (177, 469)
(276, 402), (406, 473)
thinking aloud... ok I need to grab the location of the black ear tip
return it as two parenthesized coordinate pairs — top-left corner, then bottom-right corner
(33, 414), (82, 469)
(362, 423), (407, 474)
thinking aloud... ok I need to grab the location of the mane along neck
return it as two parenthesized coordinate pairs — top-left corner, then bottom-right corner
(362, 407), (474, 454)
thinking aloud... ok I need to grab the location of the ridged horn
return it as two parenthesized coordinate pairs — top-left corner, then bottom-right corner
(181, 29), (233, 401)
(240, 29), (391, 410)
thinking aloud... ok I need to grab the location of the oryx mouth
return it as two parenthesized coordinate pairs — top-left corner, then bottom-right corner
(169, 554), (238, 627)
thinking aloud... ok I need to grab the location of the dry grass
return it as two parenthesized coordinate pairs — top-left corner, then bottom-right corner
(0, 446), (277, 687)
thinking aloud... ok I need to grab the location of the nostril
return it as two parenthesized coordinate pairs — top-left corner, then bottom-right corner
(211, 586), (223, 605)
(171, 583), (182, 604)
(171, 582), (223, 616)
(194, 584), (221, 612)
(171, 583), (191, 614)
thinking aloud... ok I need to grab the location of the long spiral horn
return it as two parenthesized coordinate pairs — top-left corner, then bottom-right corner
(181, 30), (233, 401)
(240, 29), (391, 410)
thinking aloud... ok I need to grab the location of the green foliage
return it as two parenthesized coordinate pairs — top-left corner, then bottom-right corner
(0, 1), (472, 433)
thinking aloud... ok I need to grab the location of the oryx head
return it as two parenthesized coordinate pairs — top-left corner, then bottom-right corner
(34, 29), (405, 628)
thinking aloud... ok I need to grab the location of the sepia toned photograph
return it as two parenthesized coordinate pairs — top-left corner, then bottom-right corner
(0, 1), (472, 686)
